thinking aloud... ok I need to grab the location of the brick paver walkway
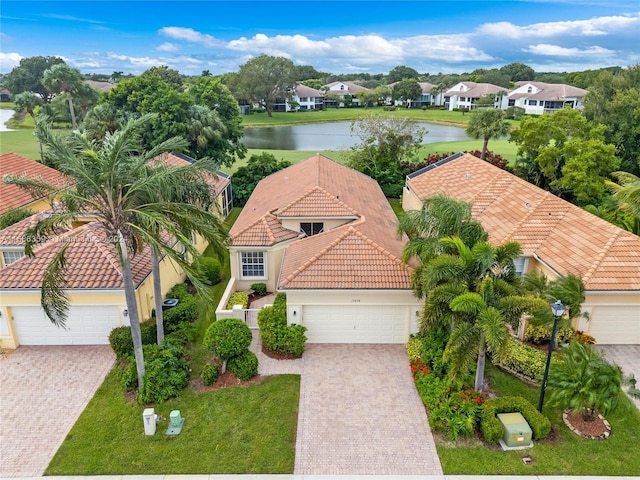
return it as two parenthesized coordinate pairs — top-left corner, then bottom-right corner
(0, 346), (115, 477)
(598, 345), (640, 410)
(252, 337), (443, 475)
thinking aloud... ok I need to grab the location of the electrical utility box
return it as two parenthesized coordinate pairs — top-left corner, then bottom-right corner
(143, 408), (156, 436)
(497, 412), (532, 448)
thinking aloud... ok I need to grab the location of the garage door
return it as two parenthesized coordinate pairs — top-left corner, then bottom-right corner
(12, 305), (121, 345)
(587, 306), (640, 345)
(302, 305), (409, 343)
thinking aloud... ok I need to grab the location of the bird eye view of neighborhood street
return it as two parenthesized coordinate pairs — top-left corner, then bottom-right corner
(1, 1), (639, 479)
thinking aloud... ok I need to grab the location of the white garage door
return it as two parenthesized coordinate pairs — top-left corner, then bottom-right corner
(12, 305), (121, 345)
(302, 305), (409, 343)
(587, 306), (640, 345)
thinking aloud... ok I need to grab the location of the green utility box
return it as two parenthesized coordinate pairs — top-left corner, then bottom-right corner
(497, 412), (532, 448)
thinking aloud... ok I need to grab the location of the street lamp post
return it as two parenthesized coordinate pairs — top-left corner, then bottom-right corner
(537, 300), (566, 413)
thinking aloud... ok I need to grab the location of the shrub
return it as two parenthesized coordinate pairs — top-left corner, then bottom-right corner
(575, 330), (597, 344)
(406, 336), (422, 361)
(251, 282), (267, 296)
(273, 292), (287, 307)
(498, 337), (553, 381)
(166, 283), (191, 302)
(163, 295), (198, 333)
(419, 325), (449, 377)
(525, 324), (575, 345)
(203, 318), (253, 366)
(228, 351), (259, 380)
(410, 358), (431, 380)
(166, 322), (196, 344)
(109, 319), (157, 359)
(258, 302), (307, 357)
(201, 364), (219, 386)
(196, 257), (222, 285)
(135, 342), (190, 404)
(257, 303), (287, 330)
(481, 396), (551, 443)
(226, 292), (249, 309)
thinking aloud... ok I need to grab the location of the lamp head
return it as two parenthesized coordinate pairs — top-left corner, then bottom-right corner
(550, 300), (566, 318)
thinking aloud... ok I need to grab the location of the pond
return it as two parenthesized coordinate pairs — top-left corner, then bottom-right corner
(0, 109), (16, 132)
(242, 121), (470, 150)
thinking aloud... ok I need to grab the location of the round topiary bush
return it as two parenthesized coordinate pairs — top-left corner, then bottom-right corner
(201, 364), (219, 386)
(197, 257), (222, 285)
(203, 318), (253, 371)
(228, 351), (259, 380)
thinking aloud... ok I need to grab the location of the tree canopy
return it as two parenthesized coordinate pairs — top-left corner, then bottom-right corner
(392, 78), (422, 104)
(511, 108), (620, 205)
(234, 54), (297, 117)
(387, 65), (420, 83)
(4, 56), (66, 102)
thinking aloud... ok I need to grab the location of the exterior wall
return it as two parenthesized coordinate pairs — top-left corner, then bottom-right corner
(402, 185), (424, 211)
(575, 291), (640, 334)
(230, 242), (289, 292)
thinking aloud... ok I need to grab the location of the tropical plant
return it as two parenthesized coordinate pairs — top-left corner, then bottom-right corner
(4, 114), (228, 389)
(547, 341), (640, 421)
(466, 108), (510, 160)
(608, 171), (640, 225)
(42, 63), (83, 129)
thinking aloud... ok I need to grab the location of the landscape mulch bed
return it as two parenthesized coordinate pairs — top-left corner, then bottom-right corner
(563, 410), (610, 438)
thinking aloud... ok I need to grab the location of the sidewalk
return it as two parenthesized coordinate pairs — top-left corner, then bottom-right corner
(13, 475), (640, 479)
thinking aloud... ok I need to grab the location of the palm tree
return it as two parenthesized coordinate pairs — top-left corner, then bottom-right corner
(398, 194), (487, 299)
(421, 236), (547, 391)
(608, 171), (640, 231)
(5, 114), (228, 389)
(466, 108), (511, 160)
(521, 271), (586, 328)
(42, 63), (83, 129)
(13, 91), (44, 160)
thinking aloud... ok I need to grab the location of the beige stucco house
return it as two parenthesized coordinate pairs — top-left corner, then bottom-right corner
(0, 152), (231, 348)
(224, 153), (421, 343)
(403, 152), (640, 345)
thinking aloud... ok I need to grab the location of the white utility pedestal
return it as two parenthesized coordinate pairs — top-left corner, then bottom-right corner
(143, 408), (157, 436)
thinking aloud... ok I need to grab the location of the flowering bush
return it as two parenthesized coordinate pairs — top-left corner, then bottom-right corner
(575, 330), (597, 344)
(406, 336), (422, 361)
(410, 358), (432, 380)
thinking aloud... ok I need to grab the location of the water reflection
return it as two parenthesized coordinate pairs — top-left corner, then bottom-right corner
(243, 121), (470, 151)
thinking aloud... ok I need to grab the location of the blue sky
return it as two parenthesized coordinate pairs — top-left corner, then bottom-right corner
(1, 1), (639, 76)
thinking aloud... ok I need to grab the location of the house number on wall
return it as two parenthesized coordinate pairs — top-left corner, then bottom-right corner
(352, 299), (361, 302)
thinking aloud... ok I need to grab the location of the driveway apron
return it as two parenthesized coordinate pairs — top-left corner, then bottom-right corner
(281, 343), (442, 475)
(598, 344), (640, 411)
(0, 346), (115, 477)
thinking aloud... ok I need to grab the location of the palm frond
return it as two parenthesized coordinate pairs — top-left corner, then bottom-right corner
(41, 243), (71, 328)
(443, 321), (480, 380)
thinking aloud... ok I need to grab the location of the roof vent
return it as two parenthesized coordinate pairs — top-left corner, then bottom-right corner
(284, 176), (289, 182)
(466, 173), (472, 179)
(525, 202), (531, 208)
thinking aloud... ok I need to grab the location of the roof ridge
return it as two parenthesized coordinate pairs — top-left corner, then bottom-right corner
(261, 215), (277, 245)
(582, 228), (622, 286)
(230, 212), (275, 241)
(84, 226), (123, 277)
(502, 190), (554, 244)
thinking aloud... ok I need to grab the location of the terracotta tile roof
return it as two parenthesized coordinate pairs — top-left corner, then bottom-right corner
(0, 153), (73, 214)
(277, 186), (359, 218)
(279, 225), (411, 289)
(232, 213), (299, 246)
(406, 153), (640, 291)
(0, 222), (153, 290)
(0, 210), (55, 246)
(151, 152), (231, 195)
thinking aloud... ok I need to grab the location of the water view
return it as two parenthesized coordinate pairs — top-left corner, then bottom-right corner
(242, 121), (470, 150)
(0, 109), (16, 132)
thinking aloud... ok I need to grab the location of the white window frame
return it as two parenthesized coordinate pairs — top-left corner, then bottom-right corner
(300, 222), (324, 237)
(240, 251), (266, 280)
(2, 250), (24, 266)
(513, 257), (529, 277)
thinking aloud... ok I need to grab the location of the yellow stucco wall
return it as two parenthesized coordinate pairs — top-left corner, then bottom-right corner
(230, 243), (289, 293)
(402, 185), (424, 211)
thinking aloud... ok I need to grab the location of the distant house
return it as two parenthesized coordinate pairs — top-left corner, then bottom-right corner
(274, 84), (325, 112)
(323, 81), (371, 107)
(0, 90), (11, 102)
(507, 81), (587, 114)
(388, 81), (436, 108)
(443, 82), (507, 111)
(83, 80), (114, 93)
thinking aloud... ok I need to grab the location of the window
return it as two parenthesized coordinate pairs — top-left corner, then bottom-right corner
(300, 222), (324, 237)
(513, 257), (529, 277)
(299, 97), (308, 102)
(3, 251), (24, 266)
(529, 100), (537, 106)
(241, 251), (265, 278)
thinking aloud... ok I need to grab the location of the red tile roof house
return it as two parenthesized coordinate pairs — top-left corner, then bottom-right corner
(402, 152), (640, 345)
(0, 153), (232, 348)
(0, 152), (74, 216)
(218, 153), (422, 343)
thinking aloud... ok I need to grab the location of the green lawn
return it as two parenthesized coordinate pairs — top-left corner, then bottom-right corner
(45, 373), (300, 475)
(437, 362), (640, 475)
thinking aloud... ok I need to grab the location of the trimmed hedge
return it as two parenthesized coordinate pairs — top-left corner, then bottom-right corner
(498, 337), (556, 381)
(108, 319), (157, 359)
(257, 301), (307, 357)
(201, 364), (219, 386)
(228, 351), (259, 380)
(203, 318), (253, 361)
(163, 295), (198, 333)
(196, 257), (222, 285)
(480, 396), (551, 444)
(251, 282), (267, 296)
(166, 283), (191, 302)
(226, 292), (249, 309)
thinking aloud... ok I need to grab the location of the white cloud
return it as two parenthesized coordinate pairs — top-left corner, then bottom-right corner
(477, 13), (640, 39)
(524, 44), (614, 57)
(159, 26), (224, 48)
(402, 34), (493, 62)
(0, 52), (23, 71)
(107, 53), (164, 68)
(157, 42), (180, 52)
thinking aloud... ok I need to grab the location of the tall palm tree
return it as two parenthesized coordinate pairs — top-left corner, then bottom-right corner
(5, 114), (228, 389)
(421, 236), (547, 391)
(608, 171), (640, 230)
(398, 194), (487, 298)
(13, 91), (44, 160)
(466, 108), (511, 160)
(42, 63), (83, 129)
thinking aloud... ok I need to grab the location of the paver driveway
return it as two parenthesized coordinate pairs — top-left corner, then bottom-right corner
(254, 339), (443, 475)
(598, 345), (640, 411)
(0, 346), (115, 477)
